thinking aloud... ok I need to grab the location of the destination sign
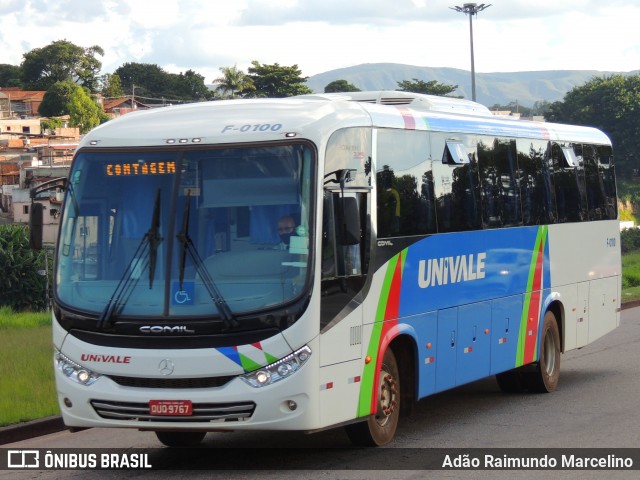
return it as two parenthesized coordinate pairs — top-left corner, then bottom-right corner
(105, 161), (177, 176)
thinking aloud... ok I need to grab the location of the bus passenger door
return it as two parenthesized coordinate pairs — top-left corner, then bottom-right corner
(319, 188), (370, 366)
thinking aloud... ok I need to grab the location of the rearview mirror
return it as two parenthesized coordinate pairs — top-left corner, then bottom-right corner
(29, 202), (44, 250)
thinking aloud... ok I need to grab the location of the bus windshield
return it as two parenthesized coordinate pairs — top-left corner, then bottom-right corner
(55, 144), (314, 322)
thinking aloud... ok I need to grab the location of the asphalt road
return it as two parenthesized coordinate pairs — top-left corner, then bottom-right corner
(2, 306), (640, 479)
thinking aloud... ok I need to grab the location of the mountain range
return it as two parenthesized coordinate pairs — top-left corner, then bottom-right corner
(305, 63), (638, 108)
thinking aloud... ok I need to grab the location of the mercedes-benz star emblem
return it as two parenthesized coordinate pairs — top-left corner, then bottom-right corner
(158, 359), (175, 376)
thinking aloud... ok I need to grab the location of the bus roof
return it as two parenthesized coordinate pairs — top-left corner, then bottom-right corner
(79, 91), (611, 149)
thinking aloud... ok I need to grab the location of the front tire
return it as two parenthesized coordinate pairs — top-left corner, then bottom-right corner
(155, 431), (206, 447)
(526, 310), (561, 393)
(345, 348), (400, 446)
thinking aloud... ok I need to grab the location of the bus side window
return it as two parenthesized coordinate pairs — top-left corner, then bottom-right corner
(552, 143), (587, 223)
(517, 139), (557, 226)
(433, 134), (481, 232)
(376, 129), (436, 238)
(478, 137), (522, 229)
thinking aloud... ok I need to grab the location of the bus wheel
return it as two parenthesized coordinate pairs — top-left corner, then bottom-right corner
(155, 431), (206, 447)
(526, 310), (561, 393)
(345, 348), (400, 446)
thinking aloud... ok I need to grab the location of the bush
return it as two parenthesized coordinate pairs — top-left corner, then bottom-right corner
(623, 272), (640, 288)
(0, 224), (50, 311)
(621, 227), (640, 254)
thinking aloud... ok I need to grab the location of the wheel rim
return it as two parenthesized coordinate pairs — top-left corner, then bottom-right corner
(543, 329), (557, 376)
(375, 367), (398, 427)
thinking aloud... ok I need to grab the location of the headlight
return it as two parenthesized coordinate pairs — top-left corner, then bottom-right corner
(240, 345), (311, 388)
(54, 350), (101, 386)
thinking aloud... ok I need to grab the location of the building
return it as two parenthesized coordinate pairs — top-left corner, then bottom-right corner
(102, 97), (151, 117)
(0, 88), (46, 118)
(0, 117), (42, 140)
(9, 165), (70, 244)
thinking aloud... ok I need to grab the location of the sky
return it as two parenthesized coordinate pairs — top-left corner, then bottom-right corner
(0, 0), (638, 84)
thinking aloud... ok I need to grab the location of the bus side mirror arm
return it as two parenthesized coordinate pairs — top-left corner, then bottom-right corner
(29, 177), (68, 200)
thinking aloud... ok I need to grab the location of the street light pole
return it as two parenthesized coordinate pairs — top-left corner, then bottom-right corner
(451, 3), (491, 102)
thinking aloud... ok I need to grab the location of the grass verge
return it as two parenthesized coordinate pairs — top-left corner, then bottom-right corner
(622, 251), (640, 302)
(0, 309), (58, 427)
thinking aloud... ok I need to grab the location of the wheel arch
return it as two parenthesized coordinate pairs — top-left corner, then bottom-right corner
(387, 333), (417, 417)
(545, 299), (564, 353)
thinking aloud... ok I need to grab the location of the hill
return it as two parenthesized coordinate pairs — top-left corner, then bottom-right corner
(306, 63), (636, 108)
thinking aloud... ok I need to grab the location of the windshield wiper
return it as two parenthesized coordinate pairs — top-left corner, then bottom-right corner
(97, 190), (163, 330)
(148, 189), (162, 288)
(176, 189), (237, 330)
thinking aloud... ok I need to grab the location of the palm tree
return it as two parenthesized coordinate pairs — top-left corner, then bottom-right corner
(213, 65), (255, 99)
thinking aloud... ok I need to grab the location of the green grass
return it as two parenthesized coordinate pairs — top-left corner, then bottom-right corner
(0, 310), (58, 427)
(622, 251), (640, 302)
(0, 306), (51, 329)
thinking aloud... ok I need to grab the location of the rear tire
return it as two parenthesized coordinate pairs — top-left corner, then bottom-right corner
(345, 348), (400, 446)
(525, 310), (561, 393)
(155, 431), (206, 447)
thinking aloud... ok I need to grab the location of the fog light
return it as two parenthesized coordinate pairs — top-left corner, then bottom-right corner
(287, 400), (297, 411)
(64, 398), (73, 408)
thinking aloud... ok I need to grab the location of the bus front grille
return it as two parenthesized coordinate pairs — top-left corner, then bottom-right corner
(90, 400), (256, 423)
(106, 374), (234, 389)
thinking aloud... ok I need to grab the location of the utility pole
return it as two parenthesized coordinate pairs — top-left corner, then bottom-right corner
(451, 3), (491, 102)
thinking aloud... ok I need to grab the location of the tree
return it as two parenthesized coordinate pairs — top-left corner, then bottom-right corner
(489, 102), (533, 116)
(247, 61), (312, 98)
(114, 62), (211, 103)
(0, 224), (49, 311)
(396, 78), (458, 96)
(0, 64), (23, 87)
(40, 117), (64, 134)
(38, 80), (78, 117)
(546, 74), (640, 177)
(68, 87), (108, 133)
(114, 62), (169, 100)
(21, 40), (104, 92)
(173, 69), (213, 101)
(100, 73), (125, 98)
(38, 80), (107, 132)
(214, 65), (255, 99)
(324, 79), (360, 93)
(531, 100), (552, 117)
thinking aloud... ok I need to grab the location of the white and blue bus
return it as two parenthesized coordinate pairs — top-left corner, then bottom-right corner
(31, 91), (621, 447)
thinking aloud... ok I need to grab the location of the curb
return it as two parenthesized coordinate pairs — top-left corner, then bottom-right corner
(0, 416), (65, 445)
(2, 301), (639, 445)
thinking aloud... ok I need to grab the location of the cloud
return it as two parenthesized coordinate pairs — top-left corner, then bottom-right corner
(235, 0), (629, 26)
(0, 0), (638, 81)
(236, 0), (437, 26)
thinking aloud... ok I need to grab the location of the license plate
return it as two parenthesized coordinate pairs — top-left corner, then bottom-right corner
(149, 400), (193, 416)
